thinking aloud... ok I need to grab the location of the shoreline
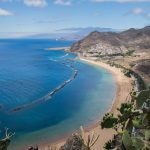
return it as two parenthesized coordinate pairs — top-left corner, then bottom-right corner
(38, 56), (133, 150)
(79, 57), (132, 114)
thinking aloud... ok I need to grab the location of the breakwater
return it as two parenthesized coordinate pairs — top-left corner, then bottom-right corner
(10, 58), (78, 113)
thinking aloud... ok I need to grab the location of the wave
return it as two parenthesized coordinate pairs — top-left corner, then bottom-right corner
(48, 53), (69, 62)
(59, 53), (69, 58)
(9, 58), (78, 113)
(48, 58), (58, 62)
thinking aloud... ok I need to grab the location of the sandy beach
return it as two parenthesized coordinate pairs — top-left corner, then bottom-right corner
(39, 57), (133, 150)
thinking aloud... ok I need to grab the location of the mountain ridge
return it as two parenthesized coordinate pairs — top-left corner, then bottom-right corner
(70, 26), (150, 55)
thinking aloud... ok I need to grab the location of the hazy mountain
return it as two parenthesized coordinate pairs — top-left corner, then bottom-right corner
(0, 27), (122, 40)
(23, 27), (120, 40)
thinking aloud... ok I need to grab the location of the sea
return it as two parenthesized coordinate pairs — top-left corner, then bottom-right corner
(0, 39), (116, 150)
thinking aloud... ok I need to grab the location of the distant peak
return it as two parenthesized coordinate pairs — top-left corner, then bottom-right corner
(125, 28), (137, 32)
(143, 25), (150, 29)
(89, 31), (100, 36)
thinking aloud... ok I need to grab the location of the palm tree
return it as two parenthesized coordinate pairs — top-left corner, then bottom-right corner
(100, 113), (118, 129)
(103, 140), (115, 150)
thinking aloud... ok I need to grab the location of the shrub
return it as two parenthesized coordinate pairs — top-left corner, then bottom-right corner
(122, 130), (134, 150)
(100, 113), (118, 129)
(132, 137), (144, 150)
(132, 117), (142, 128)
(145, 130), (150, 141)
(136, 90), (150, 108)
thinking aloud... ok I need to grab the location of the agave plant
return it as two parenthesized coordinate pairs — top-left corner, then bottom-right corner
(59, 133), (85, 150)
(80, 126), (100, 150)
(0, 128), (15, 150)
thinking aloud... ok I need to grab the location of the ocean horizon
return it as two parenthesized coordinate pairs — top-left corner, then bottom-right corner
(0, 39), (116, 150)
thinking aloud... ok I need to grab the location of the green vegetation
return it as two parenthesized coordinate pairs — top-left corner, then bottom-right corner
(136, 90), (150, 108)
(89, 50), (135, 58)
(100, 63), (150, 149)
(100, 81), (150, 150)
(122, 130), (133, 150)
(107, 61), (147, 91)
(132, 137), (144, 150)
(124, 50), (135, 56)
(145, 130), (150, 141)
(100, 113), (118, 129)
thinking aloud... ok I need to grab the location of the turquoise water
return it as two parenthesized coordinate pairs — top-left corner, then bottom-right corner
(0, 39), (116, 150)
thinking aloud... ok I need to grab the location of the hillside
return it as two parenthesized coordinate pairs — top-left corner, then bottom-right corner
(70, 26), (150, 85)
(70, 26), (150, 56)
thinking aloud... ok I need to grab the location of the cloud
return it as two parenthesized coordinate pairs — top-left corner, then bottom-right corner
(131, 8), (144, 15)
(36, 20), (56, 24)
(0, 0), (73, 7)
(91, 0), (150, 2)
(129, 7), (150, 20)
(0, 8), (14, 16)
(54, 0), (72, 6)
(93, 12), (101, 16)
(146, 13), (150, 18)
(23, 0), (47, 7)
(0, 0), (48, 7)
(36, 19), (64, 24)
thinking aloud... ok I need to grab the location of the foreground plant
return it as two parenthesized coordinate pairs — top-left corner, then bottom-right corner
(100, 96), (150, 149)
(28, 146), (38, 150)
(80, 126), (100, 150)
(0, 128), (15, 150)
(60, 133), (86, 150)
(60, 126), (99, 150)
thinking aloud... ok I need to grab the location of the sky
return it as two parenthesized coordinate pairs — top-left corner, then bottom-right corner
(0, 0), (150, 37)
